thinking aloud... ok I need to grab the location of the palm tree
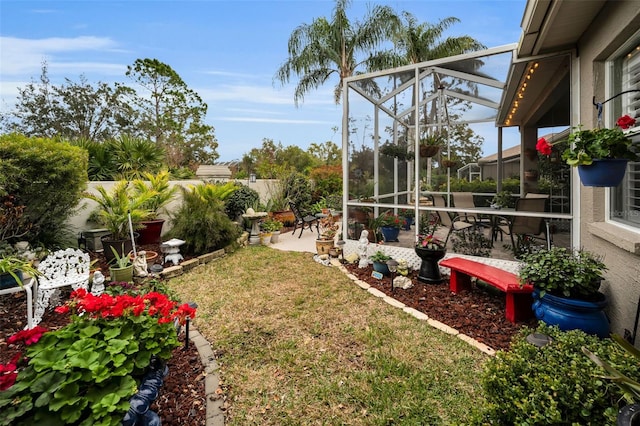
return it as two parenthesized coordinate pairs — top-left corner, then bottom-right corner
(389, 12), (486, 184)
(274, 0), (401, 105)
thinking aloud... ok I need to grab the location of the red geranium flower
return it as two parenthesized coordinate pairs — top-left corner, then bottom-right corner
(536, 137), (552, 156)
(617, 114), (637, 130)
(7, 326), (48, 346)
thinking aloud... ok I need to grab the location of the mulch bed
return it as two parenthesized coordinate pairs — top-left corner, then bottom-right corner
(343, 262), (538, 351)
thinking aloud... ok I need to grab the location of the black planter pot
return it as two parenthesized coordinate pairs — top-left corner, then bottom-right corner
(101, 234), (138, 264)
(0, 270), (23, 289)
(415, 247), (446, 284)
(618, 404), (640, 426)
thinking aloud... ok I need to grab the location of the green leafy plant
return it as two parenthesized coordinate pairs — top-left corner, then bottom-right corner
(131, 170), (178, 219)
(583, 333), (640, 405)
(261, 218), (282, 233)
(450, 229), (491, 257)
(369, 250), (392, 263)
(0, 288), (196, 426)
(167, 185), (241, 255)
(537, 115), (639, 166)
(224, 185), (260, 220)
(0, 255), (41, 287)
(109, 245), (133, 268)
(84, 180), (154, 240)
(518, 247), (607, 299)
(377, 210), (405, 229)
(475, 324), (640, 424)
(490, 190), (512, 208)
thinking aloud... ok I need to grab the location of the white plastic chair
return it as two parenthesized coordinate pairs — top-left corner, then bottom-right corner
(34, 248), (90, 325)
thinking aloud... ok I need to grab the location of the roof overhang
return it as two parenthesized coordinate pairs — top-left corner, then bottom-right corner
(497, 0), (606, 127)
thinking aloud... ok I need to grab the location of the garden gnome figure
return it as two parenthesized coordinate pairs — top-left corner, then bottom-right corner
(133, 251), (148, 277)
(91, 271), (105, 296)
(357, 230), (370, 268)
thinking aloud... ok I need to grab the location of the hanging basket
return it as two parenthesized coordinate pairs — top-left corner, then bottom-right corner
(419, 145), (440, 158)
(577, 159), (628, 187)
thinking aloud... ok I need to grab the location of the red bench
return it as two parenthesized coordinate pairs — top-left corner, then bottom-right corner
(439, 257), (534, 323)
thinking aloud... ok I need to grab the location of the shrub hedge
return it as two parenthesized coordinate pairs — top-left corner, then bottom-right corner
(0, 134), (87, 247)
(473, 324), (640, 425)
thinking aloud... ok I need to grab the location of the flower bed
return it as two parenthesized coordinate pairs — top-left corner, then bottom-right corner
(0, 286), (196, 426)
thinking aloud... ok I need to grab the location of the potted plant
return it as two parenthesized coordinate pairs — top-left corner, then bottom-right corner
(490, 190), (512, 209)
(0, 255), (40, 289)
(398, 208), (414, 230)
(536, 115), (639, 187)
(315, 215), (338, 255)
(84, 180), (154, 262)
(370, 250), (392, 276)
(519, 247), (609, 337)
(377, 210), (404, 242)
(414, 218), (446, 284)
(419, 132), (445, 158)
(262, 218), (283, 244)
(131, 171), (178, 245)
(108, 245), (135, 282)
(380, 142), (412, 162)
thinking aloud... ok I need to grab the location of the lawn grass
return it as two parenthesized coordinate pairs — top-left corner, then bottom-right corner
(168, 246), (488, 425)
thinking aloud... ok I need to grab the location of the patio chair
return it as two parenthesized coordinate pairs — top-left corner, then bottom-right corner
(288, 201), (320, 238)
(495, 197), (551, 257)
(34, 248), (91, 325)
(432, 195), (477, 244)
(451, 192), (491, 227)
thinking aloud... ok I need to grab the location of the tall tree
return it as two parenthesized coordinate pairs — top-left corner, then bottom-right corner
(308, 141), (341, 165)
(125, 58), (219, 169)
(274, 0), (401, 105)
(0, 63), (130, 141)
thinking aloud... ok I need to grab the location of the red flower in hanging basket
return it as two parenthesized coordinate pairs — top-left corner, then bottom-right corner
(536, 137), (552, 156)
(616, 114), (636, 130)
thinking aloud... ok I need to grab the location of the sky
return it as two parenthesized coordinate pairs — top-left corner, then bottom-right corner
(0, 0), (526, 162)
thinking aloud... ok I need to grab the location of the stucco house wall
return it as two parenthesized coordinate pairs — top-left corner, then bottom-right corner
(574, 1), (640, 338)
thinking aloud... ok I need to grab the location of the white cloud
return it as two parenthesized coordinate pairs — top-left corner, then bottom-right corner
(0, 36), (118, 75)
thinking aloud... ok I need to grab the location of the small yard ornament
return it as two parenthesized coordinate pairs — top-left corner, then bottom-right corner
(357, 230), (370, 268)
(396, 259), (409, 276)
(133, 252), (148, 277)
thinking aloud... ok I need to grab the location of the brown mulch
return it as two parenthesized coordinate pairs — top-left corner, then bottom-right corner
(343, 262), (538, 351)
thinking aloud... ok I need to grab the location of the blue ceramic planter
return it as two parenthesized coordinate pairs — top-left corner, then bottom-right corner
(380, 226), (400, 242)
(532, 289), (610, 338)
(372, 261), (390, 276)
(578, 159), (628, 187)
(122, 358), (169, 426)
(0, 271), (23, 289)
(403, 216), (413, 230)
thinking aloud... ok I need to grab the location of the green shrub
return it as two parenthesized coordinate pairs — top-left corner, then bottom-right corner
(168, 186), (241, 255)
(473, 324), (640, 425)
(281, 171), (312, 211)
(225, 184), (260, 220)
(0, 134), (88, 247)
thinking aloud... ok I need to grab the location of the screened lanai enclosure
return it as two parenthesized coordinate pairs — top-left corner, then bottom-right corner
(340, 44), (574, 259)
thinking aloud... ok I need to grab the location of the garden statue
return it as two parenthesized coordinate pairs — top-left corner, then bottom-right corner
(91, 270), (105, 296)
(397, 258), (409, 276)
(133, 251), (149, 277)
(357, 230), (370, 268)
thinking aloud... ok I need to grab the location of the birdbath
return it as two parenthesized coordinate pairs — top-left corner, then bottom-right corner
(161, 238), (186, 266)
(242, 208), (268, 245)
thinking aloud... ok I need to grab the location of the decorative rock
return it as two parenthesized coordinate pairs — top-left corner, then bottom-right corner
(393, 276), (413, 290)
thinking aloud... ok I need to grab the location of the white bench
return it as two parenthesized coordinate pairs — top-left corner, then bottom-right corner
(34, 248), (90, 325)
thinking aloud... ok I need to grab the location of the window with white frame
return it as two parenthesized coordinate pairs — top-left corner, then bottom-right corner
(610, 41), (640, 229)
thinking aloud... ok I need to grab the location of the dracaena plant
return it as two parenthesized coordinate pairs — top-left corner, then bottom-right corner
(0, 288), (196, 426)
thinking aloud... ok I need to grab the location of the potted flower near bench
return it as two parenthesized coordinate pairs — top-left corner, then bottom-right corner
(519, 247), (609, 337)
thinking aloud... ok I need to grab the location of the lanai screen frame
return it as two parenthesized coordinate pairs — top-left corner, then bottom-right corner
(340, 44), (519, 244)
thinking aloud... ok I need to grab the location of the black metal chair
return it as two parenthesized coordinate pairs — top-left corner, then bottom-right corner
(288, 201), (320, 238)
